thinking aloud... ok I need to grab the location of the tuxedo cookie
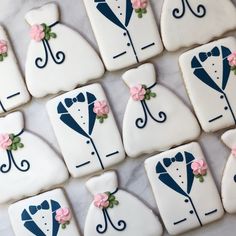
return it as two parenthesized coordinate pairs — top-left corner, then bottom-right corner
(0, 26), (30, 113)
(82, 0), (163, 71)
(0, 111), (69, 204)
(122, 63), (200, 158)
(84, 171), (163, 236)
(145, 142), (224, 235)
(161, 0), (236, 51)
(179, 37), (236, 133)
(221, 128), (236, 214)
(47, 83), (125, 178)
(9, 189), (81, 236)
(25, 3), (104, 98)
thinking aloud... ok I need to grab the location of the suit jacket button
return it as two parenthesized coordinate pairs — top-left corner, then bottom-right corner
(220, 95), (224, 99)
(224, 107), (228, 110)
(91, 152), (95, 155)
(127, 43), (131, 46)
(86, 140), (90, 144)
(123, 32), (127, 36)
(184, 199), (189, 203)
(189, 210), (194, 214)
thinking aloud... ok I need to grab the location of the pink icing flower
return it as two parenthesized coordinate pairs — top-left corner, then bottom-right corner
(30, 24), (45, 42)
(228, 51), (236, 67)
(55, 208), (71, 224)
(94, 193), (110, 209)
(131, 0), (148, 9)
(0, 134), (12, 150)
(130, 84), (146, 101)
(232, 147), (236, 157)
(93, 100), (109, 116)
(0, 40), (7, 54)
(191, 159), (207, 176)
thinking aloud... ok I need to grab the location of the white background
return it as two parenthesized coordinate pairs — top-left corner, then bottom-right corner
(0, 0), (236, 235)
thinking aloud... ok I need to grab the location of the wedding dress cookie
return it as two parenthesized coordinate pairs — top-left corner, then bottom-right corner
(122, 63), (200, 158)
(145, 142), (224, 235)
(84, 171), (163, 236)
(9, 189), (81, 236)
(179, 37), (236, 133)
(82, 0), (163, 71)
(0, 26), (30, 113)
(221, 128), (236, 214)
(47, 83), (125, 178)
(25, 3), (104, 98)
(161, 0), (236, 51)
(0, 111), (69, 204)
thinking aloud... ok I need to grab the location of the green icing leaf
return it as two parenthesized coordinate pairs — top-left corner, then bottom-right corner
(18, 143), (24, 148)
(45, 34), (50, 40)
(41, 23), (46, 30)
(13, 137), (20, 143)
(12, 144), (17, 151)
(0, 54), (3, 61)
(150, 93), (156, 98)
(50, 32), (57, 38)
(62, 224), (66, 229)
(113, 200), (119, 205)
(109, 195), (115, 201)
(99, 117), (104, 123)
(142, 8), (147, 13)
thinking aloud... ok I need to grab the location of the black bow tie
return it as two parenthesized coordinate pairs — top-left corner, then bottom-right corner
(29, 200), (50, 215)
(64, 93), (85, 108)
(163, 153), (184, 167)
(199, 47), (220, 62)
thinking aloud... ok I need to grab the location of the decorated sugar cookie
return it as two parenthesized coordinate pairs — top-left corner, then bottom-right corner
(9, 189), (81, 236)
(25, 3), (104, 98)
(0, 112), (69, 204)
(84, 171), (163, 236)
(221, 128), (236, 214)
(122, 63), (200, 158)
(145, 142), (224, 235)
(47, 83), (126, 178)
(179, 37), (236, 133)
(82, 0), (163, 71)
(161, 0), (236, 51)
(0, 26), (30, 114)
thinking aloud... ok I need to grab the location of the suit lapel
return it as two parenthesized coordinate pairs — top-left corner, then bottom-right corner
(156, 162), (188, 197)
(51, 200), (61, 236)
(125, 0), (133, 27)
(86, 92), (97, 136)
(191, 56), (223, 93)
(21, 209), (46, 236)
(59, 111), (89, 138)
(185, 152), (195, 194)
(96, 2), (126, 30)
(221, 46), (232, 90)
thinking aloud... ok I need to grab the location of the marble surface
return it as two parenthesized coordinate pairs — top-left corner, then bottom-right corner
(1, 0), (236, 235)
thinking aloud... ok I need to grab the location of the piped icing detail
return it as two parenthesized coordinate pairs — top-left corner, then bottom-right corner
(191, 159), (207, 182)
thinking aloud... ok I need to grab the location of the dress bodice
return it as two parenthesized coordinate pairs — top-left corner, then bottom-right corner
(122, 63), (156, 88)
(86, 171), (118, 195)
(0, 112), (24, 134)
(222, 129), (236, 149)
(25, 3), (59, 26)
